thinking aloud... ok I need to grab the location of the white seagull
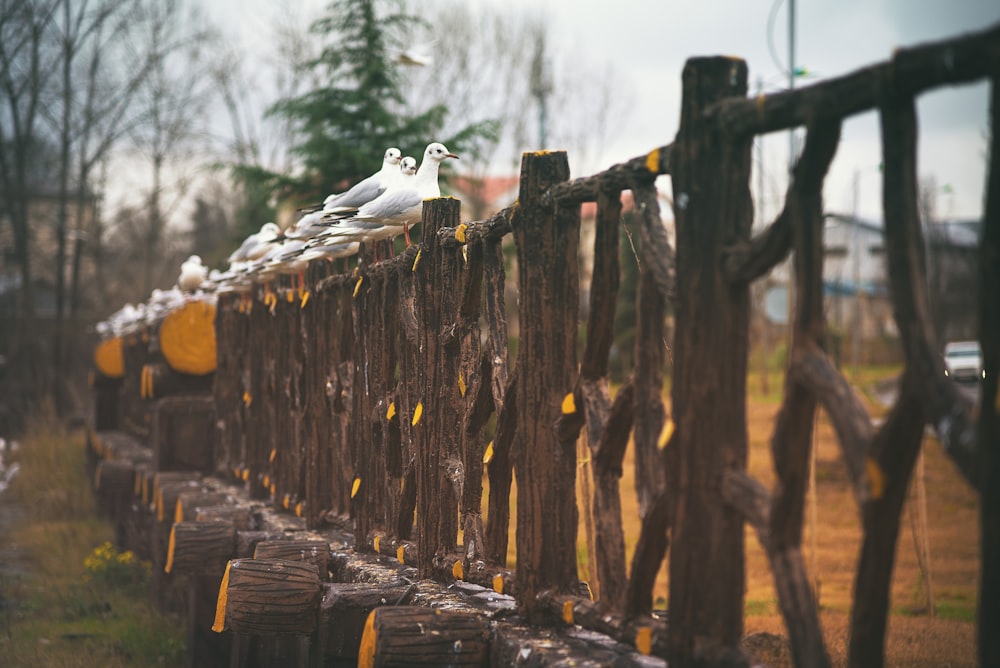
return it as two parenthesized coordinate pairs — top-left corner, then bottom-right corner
(321, 142), (458, 246)
(229, 222), (282, 264)
(178, 255), (207, 291)
(322, 147), (402, 211)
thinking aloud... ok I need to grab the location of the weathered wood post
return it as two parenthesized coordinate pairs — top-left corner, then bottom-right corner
(979, 72), (1000, 668)
(670, 57), (753, 662)
(512, 150), (580, 622)
(412, 197), (464, 576)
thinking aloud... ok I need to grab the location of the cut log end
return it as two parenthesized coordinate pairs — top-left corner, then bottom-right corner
(160, 300), (217, 375)
(94, 337), (125, 378)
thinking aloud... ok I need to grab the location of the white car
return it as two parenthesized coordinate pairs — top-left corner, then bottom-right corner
(943, 341), (984, 382)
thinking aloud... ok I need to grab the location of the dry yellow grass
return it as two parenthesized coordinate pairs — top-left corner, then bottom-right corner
(491, 367), (980, 665)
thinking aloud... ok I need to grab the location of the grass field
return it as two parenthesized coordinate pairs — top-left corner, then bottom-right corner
(612, 365), (980, 666)
(0, 411), (185, 668)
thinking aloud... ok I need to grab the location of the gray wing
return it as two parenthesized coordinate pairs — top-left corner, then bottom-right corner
(324, 175), (387, 210)
(357, 187), (422, 221)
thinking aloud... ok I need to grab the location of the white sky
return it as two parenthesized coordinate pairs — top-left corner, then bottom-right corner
(202, 0), (999, 223)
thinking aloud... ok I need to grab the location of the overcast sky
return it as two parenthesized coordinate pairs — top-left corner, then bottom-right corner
(209, 0), (999, 223)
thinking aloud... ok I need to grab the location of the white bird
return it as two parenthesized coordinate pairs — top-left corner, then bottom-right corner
(288, 148), (406, 241)
(322, 147), (402, 211)
(321, 142), (458, 246)
(229, 222), (282, 264)
(178, 255), (207, 291)
(399, 156), (417, 178)
(391, 41), (435, 67)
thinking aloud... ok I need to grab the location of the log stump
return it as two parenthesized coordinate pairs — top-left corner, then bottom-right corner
(213, 558), (321, 635)
(253, 539), (330, 581)
(358, 606), (490, 667)
(165, 520), (235, 576)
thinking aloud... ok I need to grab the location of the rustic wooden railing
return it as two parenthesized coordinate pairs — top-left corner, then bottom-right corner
(88, 22), (998, 667)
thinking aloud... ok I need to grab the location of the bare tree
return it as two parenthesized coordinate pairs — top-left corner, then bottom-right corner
(45, 0), (157, 405)
(398, 2), (632, 178)
(0, 0), (59, 331)
(0, 0), (61, 426)
(126, 0), (217, 295)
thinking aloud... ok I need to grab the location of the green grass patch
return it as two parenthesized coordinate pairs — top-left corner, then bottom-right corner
(745, 598), (775, 616)
(0, 409), (185, 667)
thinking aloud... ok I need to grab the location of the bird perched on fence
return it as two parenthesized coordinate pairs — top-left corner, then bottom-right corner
(320, 142), (458, 246)
(288, 147), (406, 241)
(229, 222), (283, 265)
(321, 147), (403, 212)
(178, 255), (208, 292)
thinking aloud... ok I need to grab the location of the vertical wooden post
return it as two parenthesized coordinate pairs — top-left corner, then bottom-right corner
(670, 57), (753, 661)
(978, 73), (1000, 668)
(413, 197), (463, 577)
(512, 151), (580, 622)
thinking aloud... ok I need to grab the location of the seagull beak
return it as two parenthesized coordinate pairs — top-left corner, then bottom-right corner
(446, 153), (459, 160)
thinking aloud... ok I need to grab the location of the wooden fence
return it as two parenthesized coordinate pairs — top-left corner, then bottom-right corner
(88, 23), (998, 667)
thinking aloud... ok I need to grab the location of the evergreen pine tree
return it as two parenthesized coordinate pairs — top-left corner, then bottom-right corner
(265, 0), (496, 204)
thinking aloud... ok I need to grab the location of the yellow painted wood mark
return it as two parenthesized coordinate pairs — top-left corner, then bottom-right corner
(493, 574), (504, 594)
(561, 392), (576, 414)
(412, 402), (423, 426)
(156, 488), (165, 522)
(353, 276), (364, 297)
(357, 610), (377, 668)
(866, 456), (885, 500)
(351, 477), (361, 499)
(174, 498), (184, 523)
(300, 290), (310, 308)
(458, 373), (466, 397)
(396, 545), (405, 564)
(241, 468), (249, 482)
(295, 502), (303, 517)
(94, 337), (125, 378)
(411, 248), (422, 272)
(262, 474), (270, 488)
(386, 402), (396, 420)
(455, 223), (468, 243)
(645, 147), (660, 174)
(160, 300), (217, 375)
(657, 419), (675, 449)
(269, 449), (277, 464)
(165, 525), (177, 574)
(452, 560), (463, 580)
(269, 483), (276, 496)
(562, 599), (574, 624)
(286, 289), (294, 303)
(636, 626), (652, 654)
(282, 494), (290, 510)
(483, 441), (494, 465)
(243, 391), (252, 407)
(373, 534), (381, 553)
(211, 561), (232, 633)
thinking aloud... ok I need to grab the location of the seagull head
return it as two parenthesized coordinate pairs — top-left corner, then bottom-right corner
(384, 147), (402, 165)
(424, 142), (459, 163)
(400, 156), (417, 176)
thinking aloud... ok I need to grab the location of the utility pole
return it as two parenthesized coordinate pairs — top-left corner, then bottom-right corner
(852, 169), (862, 371)
(530, 31), (551, 149)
